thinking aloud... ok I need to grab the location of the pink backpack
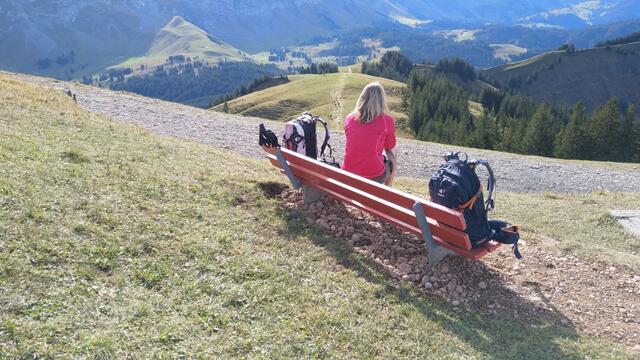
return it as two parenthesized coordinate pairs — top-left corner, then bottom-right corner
(283, 112), (330, 160)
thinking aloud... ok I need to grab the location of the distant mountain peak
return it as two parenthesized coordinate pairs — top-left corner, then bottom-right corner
(111, 15), (252, 70)
(157, 15), (208, 39)
(157, 15), (227, 46)
(167, 15), (187, 28)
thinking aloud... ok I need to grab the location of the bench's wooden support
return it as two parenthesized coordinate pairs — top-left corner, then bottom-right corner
(413, 201), (455, 264)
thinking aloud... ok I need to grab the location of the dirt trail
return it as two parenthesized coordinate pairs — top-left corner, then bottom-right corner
(330, 73), (346, 129)
(13, 72), (640, 194)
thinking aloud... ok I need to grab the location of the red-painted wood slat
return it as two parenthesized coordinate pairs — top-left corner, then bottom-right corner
(265, 147), (467, 231)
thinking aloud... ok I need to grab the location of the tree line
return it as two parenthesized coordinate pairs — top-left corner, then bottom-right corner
(596, 31), (640, 47)
(109, 61), (283, 108)
(434, 58), (477, 82)
(408, 70), (640, 163)
(362, 51), (639, 162)
(361, 51), (413, 82)
(298, 62), (339, 74)
(477, 87), (640, 162)
(362, 52), (478, 84)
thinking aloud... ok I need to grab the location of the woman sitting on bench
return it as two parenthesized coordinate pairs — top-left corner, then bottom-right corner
(343, 82), (398, 186)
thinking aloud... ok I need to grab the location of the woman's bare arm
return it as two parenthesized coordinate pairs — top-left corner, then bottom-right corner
(384, 149), (398, 186)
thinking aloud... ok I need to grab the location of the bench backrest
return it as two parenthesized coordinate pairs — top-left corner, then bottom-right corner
(262, 147), (504, 259)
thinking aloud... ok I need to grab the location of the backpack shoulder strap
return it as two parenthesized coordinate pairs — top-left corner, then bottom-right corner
(314, 116), (331, 157)
(472, 159), (496, 211)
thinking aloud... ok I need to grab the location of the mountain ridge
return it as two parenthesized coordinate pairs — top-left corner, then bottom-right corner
(482, 41), (640, 111)
(522, 0), (640, 29)
(4, 1), (640, 78)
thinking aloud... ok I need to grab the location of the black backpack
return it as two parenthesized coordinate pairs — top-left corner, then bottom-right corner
(429, 152), (522, 259)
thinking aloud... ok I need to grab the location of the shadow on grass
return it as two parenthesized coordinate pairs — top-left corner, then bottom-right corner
(258, 182), (588, 360)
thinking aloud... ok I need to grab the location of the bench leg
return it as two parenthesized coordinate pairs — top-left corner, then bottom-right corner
(275, 148), (301, 190)
(302, 185), (324, 205)
(426, 244), (455, 264)
(412, 202), (455, 265)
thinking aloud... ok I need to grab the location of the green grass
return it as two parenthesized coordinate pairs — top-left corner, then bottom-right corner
(211, 72), (407, 129)
(0, 73), (637, 358)
(114, 16), (251, 70)
(488, 50), (561, 73)
(339, 63), (363, 73)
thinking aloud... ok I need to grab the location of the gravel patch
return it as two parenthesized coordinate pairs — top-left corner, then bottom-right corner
(15, 73), (640, 193)
(278, 189), (640, 349)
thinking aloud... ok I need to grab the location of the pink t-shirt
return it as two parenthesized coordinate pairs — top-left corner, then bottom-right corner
(343, 113), (396, 179)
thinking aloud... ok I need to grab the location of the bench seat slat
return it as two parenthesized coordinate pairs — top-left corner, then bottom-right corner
(269, 156), (474, 251)
(264, 146), (467, 231)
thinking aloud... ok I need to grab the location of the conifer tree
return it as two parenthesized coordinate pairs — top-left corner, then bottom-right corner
(523, 104), (555, 156)
(479, 88), (503, 113)
(362, 51), (413, 82)
(453, 116), (474, 146)
(496, 115), (526, 153)
(625, 105), (640, 163)
(554, 101), (587, 159)
(619, 104), (636, 161)
(587, 99), (622, 160)
(471, 111), (496, 149)
(634, 121), (640, 163)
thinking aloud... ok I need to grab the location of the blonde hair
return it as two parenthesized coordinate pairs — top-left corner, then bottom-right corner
(353, 82), (388, 124)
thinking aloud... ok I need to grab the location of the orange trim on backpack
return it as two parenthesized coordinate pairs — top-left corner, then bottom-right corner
(458, 191), (481, 210)
(503, 225), (520, 233)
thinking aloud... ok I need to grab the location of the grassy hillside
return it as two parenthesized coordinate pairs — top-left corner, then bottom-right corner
(482, 42), (640, 111)
(211, 72), (407, 129)
(1, 73), (638, 358)
(114, 16), (252, 70)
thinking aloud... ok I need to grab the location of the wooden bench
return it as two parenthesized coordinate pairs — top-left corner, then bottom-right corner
(262, 146), (501, 264)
